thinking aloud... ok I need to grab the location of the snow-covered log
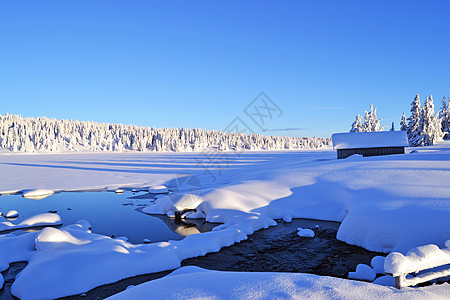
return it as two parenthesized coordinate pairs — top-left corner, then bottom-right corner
(384, 240), (450, 288)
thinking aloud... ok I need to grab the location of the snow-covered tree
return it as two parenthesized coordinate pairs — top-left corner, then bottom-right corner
(420, 95), (443, 146)
(351, 104), (386, 132)
(438, 96), (450, 139)
(400, 112), (408, 131)
(407, 94), (423, 146)
(0, 114), (332, 153)
(350, 115), (363, 132)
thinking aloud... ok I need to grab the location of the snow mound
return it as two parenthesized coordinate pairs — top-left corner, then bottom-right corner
(283, 214), (292, 222)
(115, 189), (125, 194)
(76, 220), (92, 230)
(172, 194), (203, 211)
(385, 241), (450, 276)
(0, 273), (3, 289)
(5, 210), (19, 218)
(373, 275), (395, 287)
(348, 264), (376, 281)
(0, 213), (62, 233)
(148, 186), (168, 194)
(22, 189), (54, 199)
(297, 228), (315, 238)
(371, 256), (386, 275)
(142, 196), (176, 215)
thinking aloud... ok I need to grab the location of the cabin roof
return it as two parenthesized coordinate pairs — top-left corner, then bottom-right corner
(331, 131), (408, 150)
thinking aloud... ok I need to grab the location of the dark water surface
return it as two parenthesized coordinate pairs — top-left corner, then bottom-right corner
(0, 191), (212, 243)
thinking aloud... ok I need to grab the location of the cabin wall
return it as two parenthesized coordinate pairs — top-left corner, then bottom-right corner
(337, 147), (405, 159)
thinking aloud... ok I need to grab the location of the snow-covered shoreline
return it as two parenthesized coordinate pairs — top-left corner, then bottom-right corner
(1, 143), (449, 298)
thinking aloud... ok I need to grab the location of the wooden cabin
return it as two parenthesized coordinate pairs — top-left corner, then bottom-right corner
(331, 131), (408, 159)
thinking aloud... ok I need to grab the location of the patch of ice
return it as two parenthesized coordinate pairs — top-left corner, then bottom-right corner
(297, 229), (315, 238)
(348, 264), (376, 281)
(371, 256), (386, 275)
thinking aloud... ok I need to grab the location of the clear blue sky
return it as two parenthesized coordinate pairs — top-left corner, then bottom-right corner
(1, 1), (449, 137)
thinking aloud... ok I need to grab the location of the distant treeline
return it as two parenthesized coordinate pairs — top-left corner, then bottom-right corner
(0, 114), (331, 153)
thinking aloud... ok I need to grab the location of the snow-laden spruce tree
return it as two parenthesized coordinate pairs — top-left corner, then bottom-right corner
(361, 104), (386, 132)
(350, 115), (363, 132)
(400, 112), (408, 131)
(420, 95), (443, 146)
(407, 94), (423, 146)
(350, 104), (385, 132)
(438, 96), (450, 139)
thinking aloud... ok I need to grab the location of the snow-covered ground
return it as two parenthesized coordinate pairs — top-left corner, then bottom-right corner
(107, 266), (449, 300)
(1, 143), (449, 298)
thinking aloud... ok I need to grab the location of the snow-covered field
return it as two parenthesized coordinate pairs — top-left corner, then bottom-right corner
(0, 143), (449, 298)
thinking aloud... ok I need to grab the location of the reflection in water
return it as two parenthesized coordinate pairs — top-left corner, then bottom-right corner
(0, 191), (215, 243)
(151, 214), (217, 237)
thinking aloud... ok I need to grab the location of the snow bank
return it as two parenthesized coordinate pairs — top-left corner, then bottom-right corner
(0, 213), (62, 232)
(6, 219), (248, 299)
(0, 232), (38, 271)
(107, 267), (450, 300)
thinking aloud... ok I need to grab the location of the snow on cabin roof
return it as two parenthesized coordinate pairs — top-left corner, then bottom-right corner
(331, 131), (408, 150)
